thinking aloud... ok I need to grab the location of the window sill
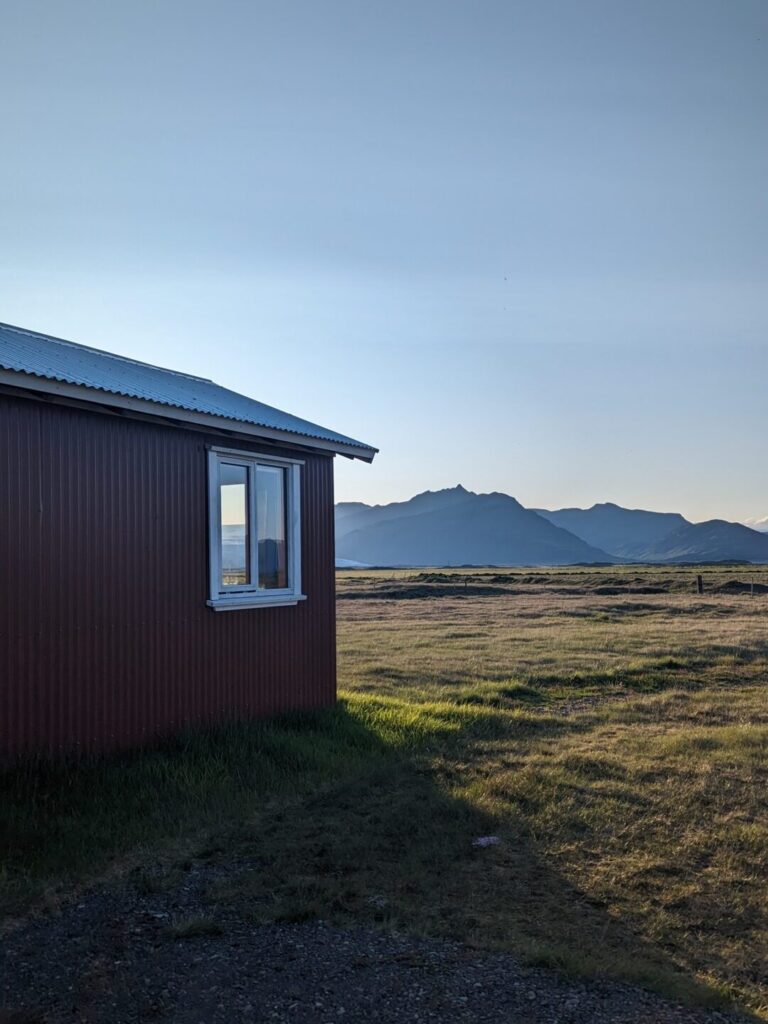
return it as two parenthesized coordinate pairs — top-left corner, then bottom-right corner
(207, 594), (307, 612)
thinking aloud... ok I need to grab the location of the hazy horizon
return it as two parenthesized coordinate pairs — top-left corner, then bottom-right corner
(2, 1), (766, 523)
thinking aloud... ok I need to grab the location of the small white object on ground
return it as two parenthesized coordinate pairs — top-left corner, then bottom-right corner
(471, 836), (501, 848)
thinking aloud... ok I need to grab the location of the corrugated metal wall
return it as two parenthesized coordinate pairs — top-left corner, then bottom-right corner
(0, 390), (337, 757)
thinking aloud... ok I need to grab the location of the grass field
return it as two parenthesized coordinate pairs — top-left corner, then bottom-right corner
(1, 566), (767, 1017)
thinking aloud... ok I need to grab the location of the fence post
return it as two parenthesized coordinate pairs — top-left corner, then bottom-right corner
(696, 574), (703, 595)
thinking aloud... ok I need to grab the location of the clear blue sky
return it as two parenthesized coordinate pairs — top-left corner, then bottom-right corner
(2, 1), (766, 522)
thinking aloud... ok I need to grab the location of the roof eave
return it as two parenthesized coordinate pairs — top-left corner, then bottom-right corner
(0, 370), (378, 462)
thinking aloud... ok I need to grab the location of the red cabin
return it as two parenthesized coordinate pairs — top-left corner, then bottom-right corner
(0, 322), (376, 757)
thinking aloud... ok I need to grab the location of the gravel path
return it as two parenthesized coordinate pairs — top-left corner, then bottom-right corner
(0, 863), (748, 1024)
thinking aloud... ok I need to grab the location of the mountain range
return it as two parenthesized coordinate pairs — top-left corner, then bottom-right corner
(335, 488), (768, 567)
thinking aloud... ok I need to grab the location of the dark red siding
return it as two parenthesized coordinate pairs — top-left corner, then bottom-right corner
(0, 390), (336, 757)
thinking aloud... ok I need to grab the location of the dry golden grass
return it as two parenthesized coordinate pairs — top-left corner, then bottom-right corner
(337, 567), (768, 702)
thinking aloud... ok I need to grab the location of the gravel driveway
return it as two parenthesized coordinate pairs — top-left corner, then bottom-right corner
(0, 863), (748, 1024)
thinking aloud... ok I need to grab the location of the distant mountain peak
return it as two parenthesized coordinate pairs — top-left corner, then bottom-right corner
(637, 518), (768, 563)
(335, 489), (768, 566)
(335, 485), (614, 567)
(532, 503), (690, 559)
(412, 483), (472, 499)
(478, 490), (525, 509)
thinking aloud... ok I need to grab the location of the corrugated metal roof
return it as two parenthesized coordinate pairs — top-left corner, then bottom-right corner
(0, 322), (377, 459)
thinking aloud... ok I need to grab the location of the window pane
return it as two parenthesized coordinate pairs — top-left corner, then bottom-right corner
(256, 465), (288, 589)
(220, 463), (249, 586)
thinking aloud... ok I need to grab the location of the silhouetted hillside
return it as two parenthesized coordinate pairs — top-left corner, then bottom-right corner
(637, 520), (768, 563)
(336, 489), (615, 567)
(534, 503), (689, 558)
(336, 489), (768, 566)
(336, 485), (474, 543)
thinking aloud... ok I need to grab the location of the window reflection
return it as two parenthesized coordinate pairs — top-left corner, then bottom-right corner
(256, 465), (288, 589)
(220, 463), (249, 586)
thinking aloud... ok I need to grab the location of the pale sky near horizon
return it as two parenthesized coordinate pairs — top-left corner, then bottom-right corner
(2, 1), (766, 523)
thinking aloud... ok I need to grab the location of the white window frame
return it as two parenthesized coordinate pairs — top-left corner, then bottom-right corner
(207, 445), (305, 611)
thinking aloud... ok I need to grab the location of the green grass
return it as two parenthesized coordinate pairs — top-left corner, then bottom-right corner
(1, 565), (767, 1018)
(0, 704), (396, 914)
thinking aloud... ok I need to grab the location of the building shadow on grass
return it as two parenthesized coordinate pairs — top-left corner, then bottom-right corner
(0, 699), (757, 1018)
(200, 702), (752, 1018)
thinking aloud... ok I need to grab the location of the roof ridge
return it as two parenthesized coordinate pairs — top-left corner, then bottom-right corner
(0, 321), (215, 385)
(0, 320), (377, 458)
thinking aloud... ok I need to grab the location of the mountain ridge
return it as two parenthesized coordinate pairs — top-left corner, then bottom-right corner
(337, 489), (615, 567)
(634, 519), (768, 563)
(533, 502), (690, 558)
(336, 488), (768, 566)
